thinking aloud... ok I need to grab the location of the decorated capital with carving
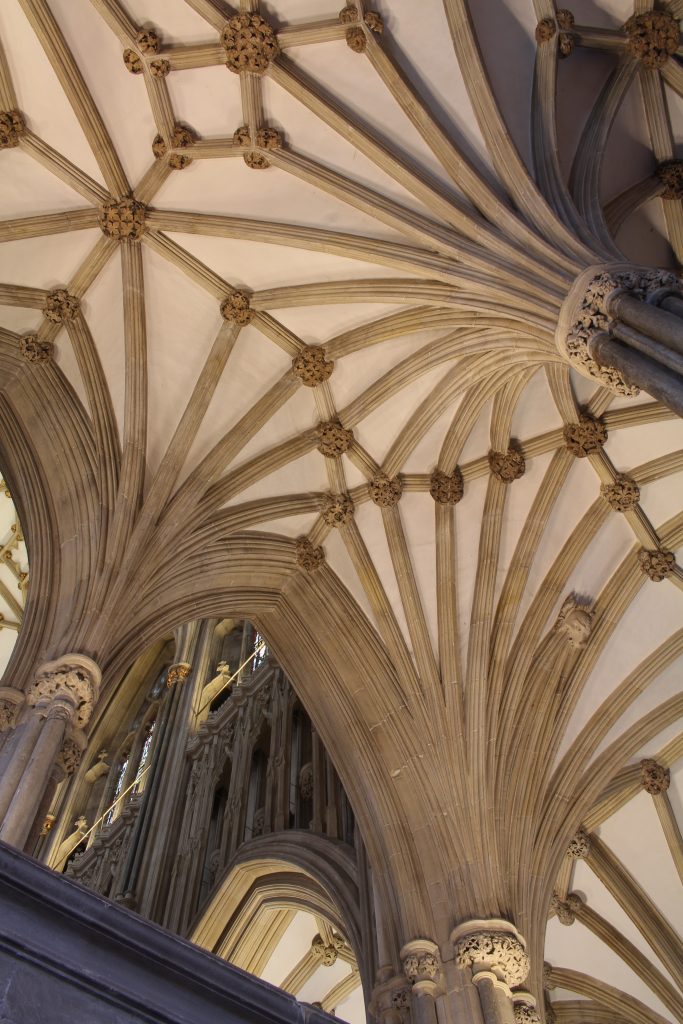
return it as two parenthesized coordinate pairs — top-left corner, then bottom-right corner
(557, 263), (682, 394)
(638, 548), (676, 582)
(623, 11), (679, 70)
(554, 596), (593, 649)
(370, 473), (403, 508)
(601, 474), (640, 512)
(99, 198), (147, 241)
(513, 993), (541, 1024)
(640, 758), (670, 795)
(0, 109), (26, 148)
(401, 938), (441, 993)
(221, 13), (279, 75)
(295, 536), (325, 572)
(563, 415), (607, 457)
(321, 492), (354, 528)
(292, 345), (334, 386)
(166, 663), (192, 688)
(317, 419), (354, 458)
(0, 688), (25, 732)
(452, 920), (530, 989)
(220, 290), (253, 325)
(26, 654), (102, 729)
(488, 447), (525, 483)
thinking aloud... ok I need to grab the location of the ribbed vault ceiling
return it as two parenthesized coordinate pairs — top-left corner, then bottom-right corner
(0, 1), (682, 1022)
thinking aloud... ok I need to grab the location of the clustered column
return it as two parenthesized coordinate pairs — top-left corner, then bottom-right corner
(0, 654), (101, 849)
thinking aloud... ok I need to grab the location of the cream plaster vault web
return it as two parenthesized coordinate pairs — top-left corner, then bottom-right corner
(0, 0), (682, 1023)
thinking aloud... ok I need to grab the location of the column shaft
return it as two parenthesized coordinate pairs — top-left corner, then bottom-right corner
(610, 292), (683, 357)
(589, 332), (683, 416)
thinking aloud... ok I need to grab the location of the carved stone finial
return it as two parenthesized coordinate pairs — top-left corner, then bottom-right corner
(451, 920), (530, 988)
(657, 160), (683, 200)
(558, 265), (682, 394)
(26, 654), (102, 729)
(430, 468), (464, 504)
(601, 474), (640, 512)
(640, 758), (670, 795)
(136, 29), (160, 54)
(555, 596), (593, 649)
(370, 473), (403, 508)
(44, 288), (80, 323)
(99, 198), (147, 240)
(220, 290), (253, 325)
(488, 447), (525, 483)
(0, 109), (26, 148)
(296, 536), (324, 572)
(152, 123), (196, 169)
(563, 415), (607, 457)
(123, 48), (143, 74)
(312, 931), (343, 966)
(551, 892), (583, 925)
(321, 493), (354, 528)
(624, 11), (679, 70)
(535, 18), (556, 43)
(221, 13), (279, 75)
(401, 939), (441, 985)
(557, 10), (575, 57)
(638, 547), (676, 582)
(166, 662), (192, 688)
(568, 827), (591, 859)
(20, 333), (53, 363)
(150, 58), (170, 78)
(292, 345), (334, 386)
(317, 419), (354, 458)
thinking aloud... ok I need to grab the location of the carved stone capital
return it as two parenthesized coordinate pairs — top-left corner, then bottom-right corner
(58, 728), (86, 776)
(321, 492), (354, 528)
(554, 596), (593, 649)
(488, 447), (525, 483)
(152, 123), (196, 169)
(557, 263), (682, 394)
(657, 160), (683, 201)
(20, 333), (53, 363)
(221, 13), (279, 75)
(451, 919), (529, 988)
(563, 415), (607, 457)
(0, 109), (26, 148)
(26, 654), (101, 729)
(166, 662), (192, 688)
(312, 931), (343, 966)
(624, 11), (679, 70)
(551, 892), (583, 925)
(370, 473), (403, 507)
(568, 827), (591, 859)
(292, 345), (334, 386)
(640, 758), (670, 795)
(430, 467), (464, 504)
(99, 198), (147, 240)
(317, 419), (354, 458)
(601, 474), (640, 512)
(400, 938), (441, 986)
(296, 536), (325, 572)
(44, 288), (80, 323)
(513, 993), (541, 1024)
(220, 290), (253, 325)
(0, 687), (25, 732)
(638, 547), (676, 582)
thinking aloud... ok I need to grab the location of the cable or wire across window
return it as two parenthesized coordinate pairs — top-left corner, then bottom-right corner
(197, 641), (267, 715)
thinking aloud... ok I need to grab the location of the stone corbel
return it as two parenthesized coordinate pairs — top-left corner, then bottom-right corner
(0, 687), (25, 732)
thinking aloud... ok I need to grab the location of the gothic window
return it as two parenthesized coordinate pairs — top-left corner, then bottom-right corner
(132, 716), (156, 794)
(252, 630), (268, 670)
(105, 750), (130, 824)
